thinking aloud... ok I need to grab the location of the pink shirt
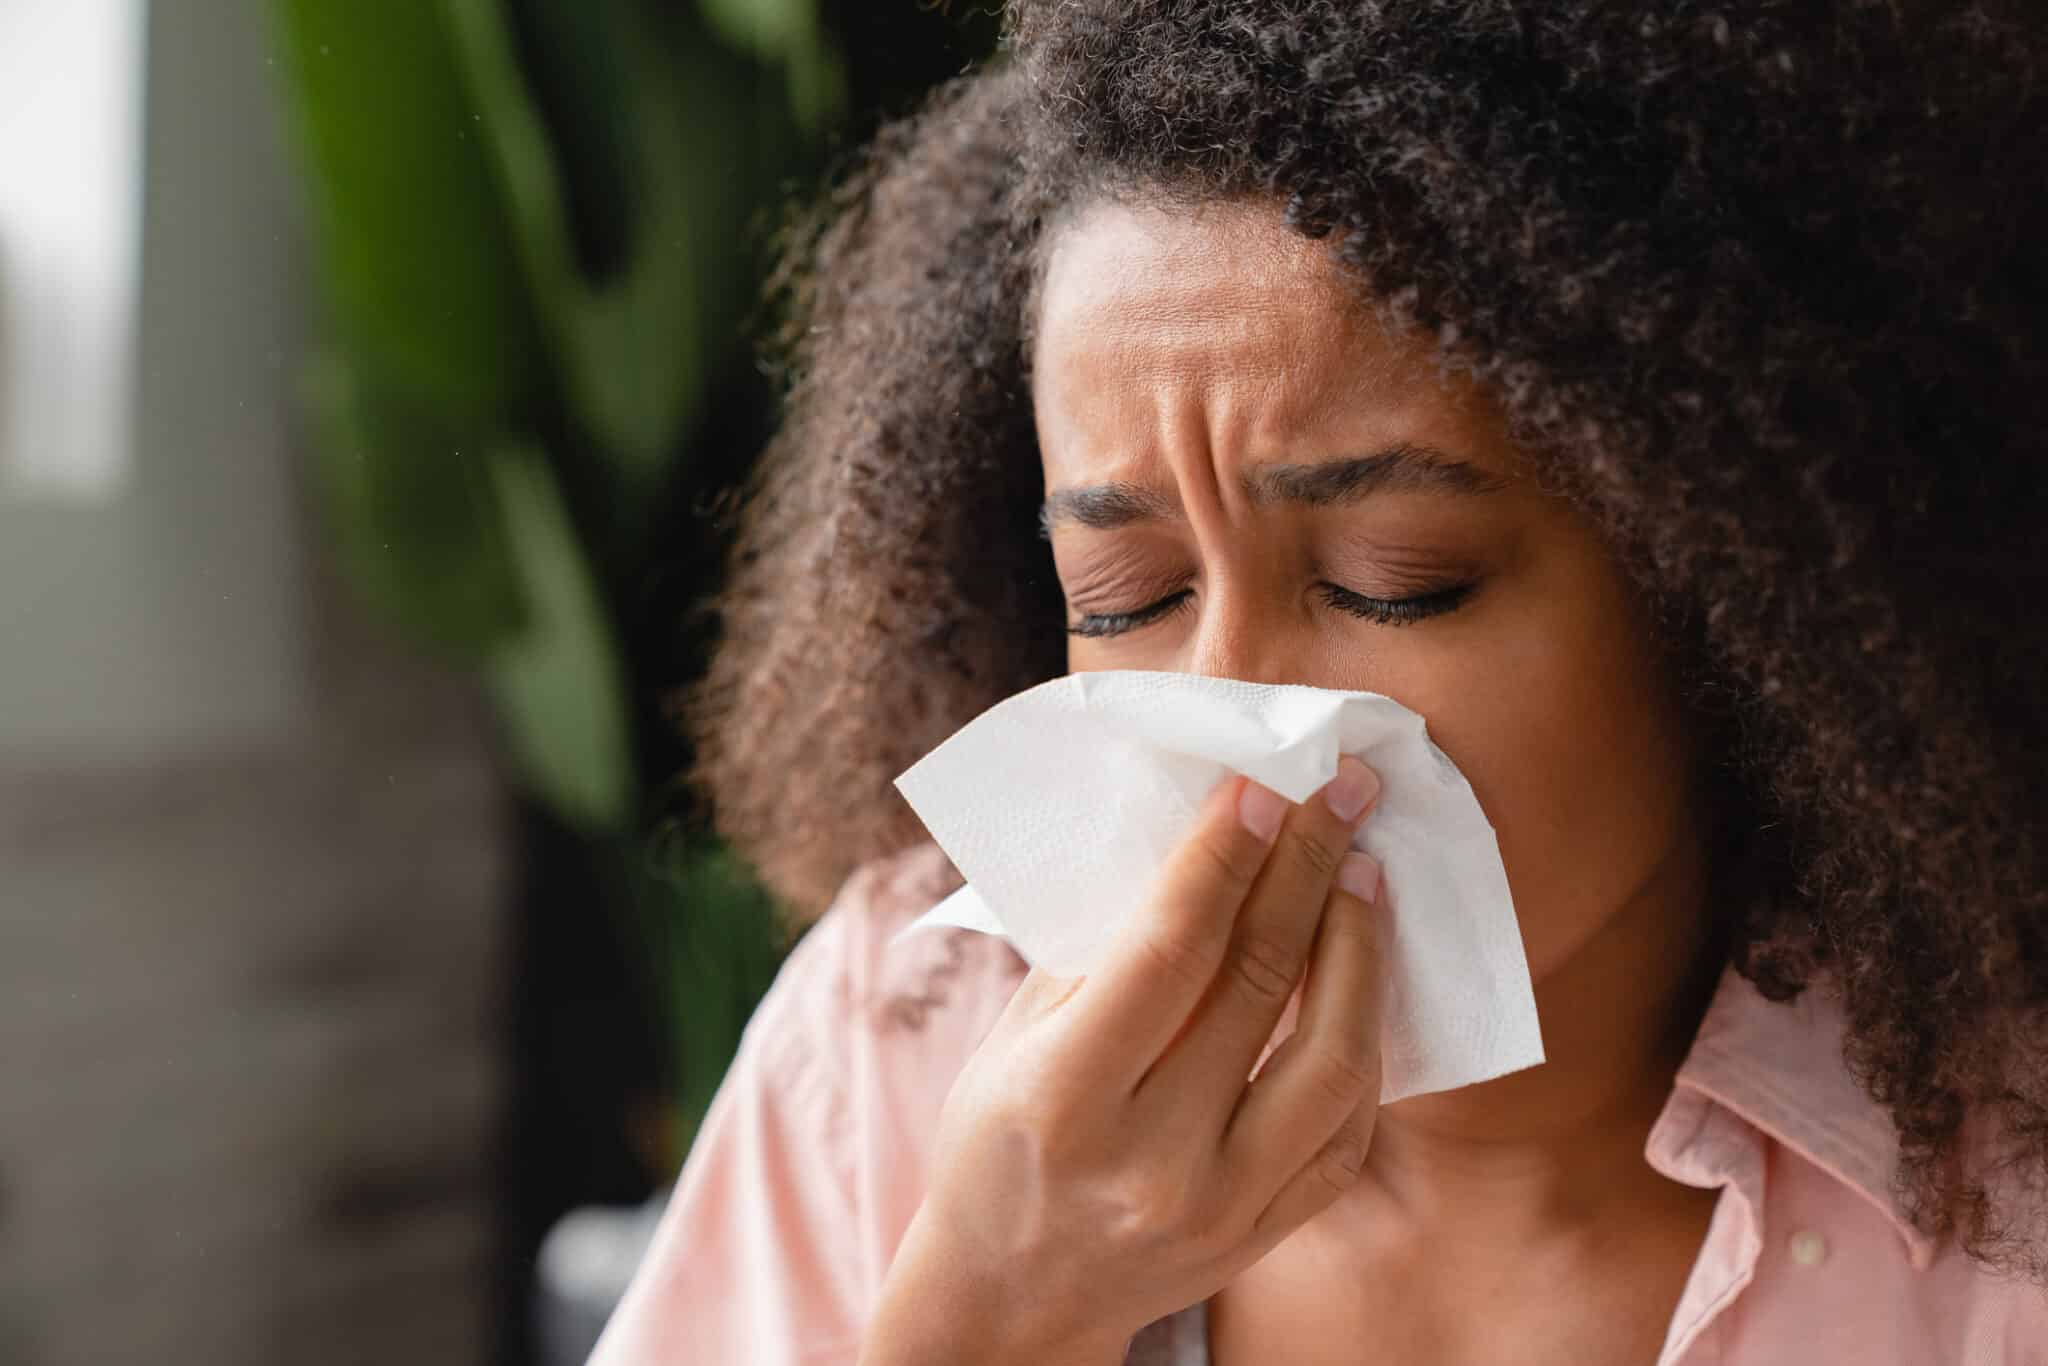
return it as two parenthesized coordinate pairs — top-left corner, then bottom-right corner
(591, 842), (2047, 1364)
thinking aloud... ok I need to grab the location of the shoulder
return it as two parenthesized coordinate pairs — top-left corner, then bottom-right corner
(671, 839), (1029, 1203)
(754, 842), (1031, 1282)
(1672, 969), (2048, 1362)
(767, 840), (1029, 1049)
(749, 840), (1030, 1171)
(589, 845), (1031, 1364)
(1740, 1142), (2048, 1363)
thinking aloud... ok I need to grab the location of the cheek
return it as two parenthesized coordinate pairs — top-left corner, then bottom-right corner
(1400, 537), (1696, 979)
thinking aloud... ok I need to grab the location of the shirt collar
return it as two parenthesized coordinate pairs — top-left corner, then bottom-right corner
(1653, 964), (1937, 1270)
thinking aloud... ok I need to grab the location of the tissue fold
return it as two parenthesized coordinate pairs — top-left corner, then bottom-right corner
(891, 670), (1544, 1103)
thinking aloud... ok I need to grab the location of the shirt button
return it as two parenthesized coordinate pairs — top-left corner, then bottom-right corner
(1788, 1230), (1829, 1266)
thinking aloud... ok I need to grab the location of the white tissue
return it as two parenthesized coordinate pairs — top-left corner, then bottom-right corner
(890, 670), (1544, 1103)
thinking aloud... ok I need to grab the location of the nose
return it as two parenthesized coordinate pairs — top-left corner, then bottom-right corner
(1181, 583), (1320, 688)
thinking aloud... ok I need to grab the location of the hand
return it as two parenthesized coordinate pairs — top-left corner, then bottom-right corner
(860, 758), (1386, 1366)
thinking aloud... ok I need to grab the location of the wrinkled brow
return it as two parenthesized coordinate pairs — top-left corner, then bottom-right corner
(1039, 442), (1506, 537)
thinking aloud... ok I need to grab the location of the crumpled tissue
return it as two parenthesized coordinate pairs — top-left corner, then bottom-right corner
(890, 670), (1544, 1103)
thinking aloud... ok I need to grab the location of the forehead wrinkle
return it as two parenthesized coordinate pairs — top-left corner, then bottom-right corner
(1047, 288), (1426, 477)
(1036, 200), (1508, 531)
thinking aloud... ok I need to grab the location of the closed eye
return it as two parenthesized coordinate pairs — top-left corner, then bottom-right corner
(1318, 581), (1476, 627)
(1066, 582), (1475, 638)
(1065, 589), (1195, 639)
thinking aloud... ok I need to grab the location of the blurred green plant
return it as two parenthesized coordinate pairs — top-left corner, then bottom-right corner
(269, 0), (1000, 1171)
(265, 0), (844, 1156)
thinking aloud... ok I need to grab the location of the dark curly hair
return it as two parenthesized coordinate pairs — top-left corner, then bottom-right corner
(683, 1), (2048, 1277)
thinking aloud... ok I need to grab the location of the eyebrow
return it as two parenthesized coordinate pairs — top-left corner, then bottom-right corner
(1038, 442), (1508, 537)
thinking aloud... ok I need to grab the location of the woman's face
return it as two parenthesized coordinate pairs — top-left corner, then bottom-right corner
(1033, 198), (1704, 985)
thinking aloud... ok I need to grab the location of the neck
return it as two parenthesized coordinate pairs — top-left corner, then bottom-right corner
(1357, 829), (1725, 1241)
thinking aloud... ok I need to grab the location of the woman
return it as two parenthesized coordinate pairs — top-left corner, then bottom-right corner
(595, 3), (2048, 1362)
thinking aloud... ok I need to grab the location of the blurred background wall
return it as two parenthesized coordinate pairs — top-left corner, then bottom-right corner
(0, 1), (511, 1360)
(0, 2), (995, 1361)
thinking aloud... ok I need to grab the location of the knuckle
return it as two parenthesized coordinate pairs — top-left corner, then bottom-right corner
(1002, 1046), (1084, 1128)
(1281, 824), (1346, 880)
(1189, 1207), (1247, 1262)
(1139, 925), (1221, 993)
(1316, 1124), (1370, 1194)
(1110, 1169), (1194, 1237)
(1320, 898), (1375, 951)
(1227, 931), (1300, 1005)
(1187, 826), (1263, 891)
(1308, 1042), (1378, 1109)
(982, 1072), (1054, 1134)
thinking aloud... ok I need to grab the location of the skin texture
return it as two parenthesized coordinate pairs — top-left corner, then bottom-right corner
(1033, 197), (1724, 1363)
(1040, 197), (1707, 995)
(863, 765), (1392, 1366)
(690, 0), (2048, 1291)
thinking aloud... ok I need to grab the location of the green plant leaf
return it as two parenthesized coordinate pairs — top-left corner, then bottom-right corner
(697, 0), (842, 127)
(303, 352), (528, 654)
(484, 445), (636, 831)
(440, 0), (820, 499)
(697, 0), (808, 56)
(266, 0), (542, 430)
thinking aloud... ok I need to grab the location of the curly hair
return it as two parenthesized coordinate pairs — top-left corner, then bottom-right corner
(683, 1), (2048, 1276)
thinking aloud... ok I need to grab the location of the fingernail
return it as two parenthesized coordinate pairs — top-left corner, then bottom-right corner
(1337, 851), (1381, 902)
(1237, 779), (1287, 842)
(1323, 757), (1380, 824)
